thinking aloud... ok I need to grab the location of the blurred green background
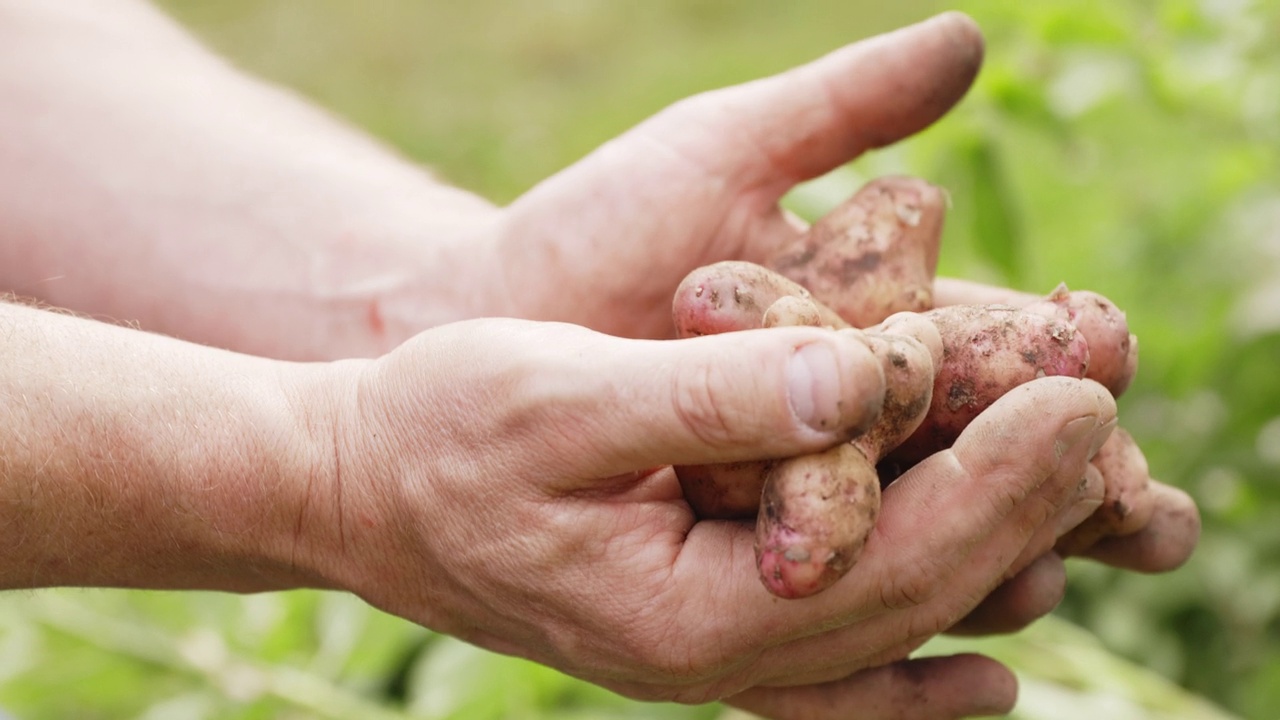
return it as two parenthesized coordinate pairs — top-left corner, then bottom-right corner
(2, 1), (1278, 718)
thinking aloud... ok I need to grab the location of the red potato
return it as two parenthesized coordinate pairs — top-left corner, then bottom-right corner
(756, 314), (943, 599)
(755, 443), (879, 598)
(768, 175), (945, 328)
(673, 261), (848, 338)
(674, 460), (780, 520)
(1021, 283), (1137, 396)
(672, 262), (856, 520)
(669, 177), (1163, 598)
(883, 304), (1091, 471)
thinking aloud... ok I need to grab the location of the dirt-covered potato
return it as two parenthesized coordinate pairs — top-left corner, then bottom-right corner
(755, 315), (941, 599)
(672, 260), (848, 338)
(883, 304), (1090, 470)
(768, 175), (945, 328)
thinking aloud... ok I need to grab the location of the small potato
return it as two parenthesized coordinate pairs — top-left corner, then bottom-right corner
(884, 304), (1090, 470)
(769, 176), (945, 328)
(1022, 284), (1136, 396)
(756, 315), (939, 599)
(672, 260), (847, 338)
(852, 313), (944, 461)
(678, 460), (777, 521)
(757, 443), (880, 599)
(763, 295), (825, 329)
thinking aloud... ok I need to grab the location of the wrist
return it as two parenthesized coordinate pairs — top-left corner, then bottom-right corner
(0, 303), (345, 592)
(285, 200), (504, 359)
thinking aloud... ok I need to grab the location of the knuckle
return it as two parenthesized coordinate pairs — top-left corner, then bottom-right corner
(902, 595), (974, 643)
(1022, 489), (1067, 536)
(879, 557), (947, 611)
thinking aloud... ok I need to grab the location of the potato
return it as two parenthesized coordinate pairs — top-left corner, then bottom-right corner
(756, 315), (941, 598)
(1022, 283), (1136, 396)
(672, 260), (847, 339)
(883, 304), (1091, 471)
(667, 177), (1150, 600)
(768, 176), (945, 328)
(676, 460), (778, 521)
(756, 443), (880, 599)
(762, 294), (825, 329)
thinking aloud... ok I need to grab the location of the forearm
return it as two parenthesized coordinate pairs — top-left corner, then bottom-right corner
(0, 0), (499, 360)
(0, 299), (342, 591)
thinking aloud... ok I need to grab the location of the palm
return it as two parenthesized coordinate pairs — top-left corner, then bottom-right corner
(494, 120), (794, 339)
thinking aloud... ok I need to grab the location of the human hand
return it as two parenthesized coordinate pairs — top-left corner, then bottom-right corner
(934, 277), (1201, 638)
(476, 12), (983, 340)
(290, 317), (1116, 718)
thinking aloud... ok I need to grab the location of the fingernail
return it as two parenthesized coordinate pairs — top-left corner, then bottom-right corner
(1087, 418), (1118, 461)
(787, 341), (842, 432)
(1054, 416), (1097, 461)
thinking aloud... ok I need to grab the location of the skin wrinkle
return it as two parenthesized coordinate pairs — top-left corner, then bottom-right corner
(669, 358), (740, 453)
(333, 421), (347, 555)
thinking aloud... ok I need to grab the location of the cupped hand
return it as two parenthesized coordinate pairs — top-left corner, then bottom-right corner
(295, 317), (1116, 718)
(933, 278), (1201, 639)
(478, 12), (983, 340)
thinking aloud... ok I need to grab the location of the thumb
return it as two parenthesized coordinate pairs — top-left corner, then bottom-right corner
(385, 319), (887, 482)
(640, 11), (984, 195)
(603, 326), (888, 474)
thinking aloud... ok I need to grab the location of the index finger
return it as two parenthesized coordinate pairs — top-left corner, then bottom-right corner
(675, 375), (1115, 647)
(933, 277), (1039, 307)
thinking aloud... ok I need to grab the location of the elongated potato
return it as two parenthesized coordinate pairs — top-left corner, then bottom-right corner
(883, 305), (1091, 470)
(756, 315), (941, 598)
(757, 443), (880, 599)
(1021, 283), (1136, 396)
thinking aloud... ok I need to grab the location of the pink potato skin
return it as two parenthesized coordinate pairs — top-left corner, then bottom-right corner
(883, 305), (1091, 471)
(756, 314), (941, 599)
(678, 460), (778, 521)
(672, 260), (848, 338)
(768, 176), (945, 328)
(757, 443), (880, 599)
(1021, 283), (1136, 396)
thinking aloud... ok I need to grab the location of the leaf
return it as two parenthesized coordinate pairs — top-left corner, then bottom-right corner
(922, 615), (1240, 720)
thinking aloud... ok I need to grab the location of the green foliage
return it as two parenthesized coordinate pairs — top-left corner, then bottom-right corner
(5, 0), (1278, 717)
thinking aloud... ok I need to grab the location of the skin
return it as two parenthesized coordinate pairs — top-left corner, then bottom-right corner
(1, 299), (1115, 711)
(0, 3), (1198, 717)
(757, 320), (941, 599)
